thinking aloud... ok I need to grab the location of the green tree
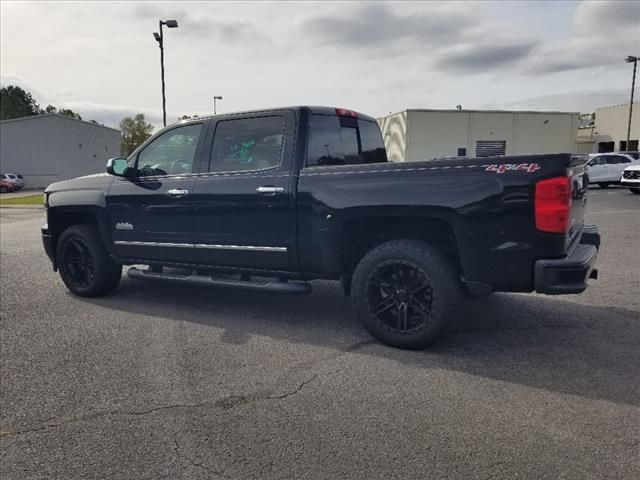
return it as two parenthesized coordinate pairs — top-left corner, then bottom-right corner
(0, 85), (41, 120)
(57, 108), (82, 120)
(119, 114), (154, 156)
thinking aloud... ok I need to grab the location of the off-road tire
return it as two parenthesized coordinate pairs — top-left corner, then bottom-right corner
(351, 239), (464, 349)
(56, 224), (122, 297)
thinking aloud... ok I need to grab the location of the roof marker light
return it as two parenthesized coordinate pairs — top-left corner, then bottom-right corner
(335, 108), (358, 118)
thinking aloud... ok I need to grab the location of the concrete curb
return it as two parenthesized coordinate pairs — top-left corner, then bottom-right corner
(0, 205), (44, 210)
(0, 190), (45, 199)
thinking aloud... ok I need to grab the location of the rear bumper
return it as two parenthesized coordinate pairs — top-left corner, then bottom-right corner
(42, 224), (56, 270)
(534, 225), (600, 295)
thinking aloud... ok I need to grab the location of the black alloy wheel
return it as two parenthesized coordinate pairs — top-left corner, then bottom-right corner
(56, 224), (122, 297)
(351, 239), (464, 349)
(61, 236), (97, 289)
(366, 260), (434, 335)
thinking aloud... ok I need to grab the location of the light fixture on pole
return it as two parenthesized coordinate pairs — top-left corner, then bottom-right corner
(153, 19), (179, 127)
(625, 55), (638, 151)
(213, 96), (223, 115)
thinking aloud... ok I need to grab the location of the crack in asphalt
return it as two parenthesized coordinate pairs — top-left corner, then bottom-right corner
(0, 336), (370, 440)
(0, 367), (344, 439)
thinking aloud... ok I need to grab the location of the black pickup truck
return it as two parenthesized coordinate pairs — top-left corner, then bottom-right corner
(42, 106), (600, 349)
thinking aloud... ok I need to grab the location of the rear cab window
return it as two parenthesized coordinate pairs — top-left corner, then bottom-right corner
(306, 113), (387, 167)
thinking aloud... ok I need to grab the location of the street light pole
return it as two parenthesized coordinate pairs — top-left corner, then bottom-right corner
(213, 95), (223, 115)
(154, 19), (179, 127)
(625, 55), (638, 151)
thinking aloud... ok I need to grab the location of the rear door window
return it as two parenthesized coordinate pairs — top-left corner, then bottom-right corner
(306, 115), (387, 167)
(209, 116), (285, 172)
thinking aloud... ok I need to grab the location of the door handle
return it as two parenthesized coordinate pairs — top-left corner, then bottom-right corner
(256, 186), (284, 195)
(167, 188), (189, 197)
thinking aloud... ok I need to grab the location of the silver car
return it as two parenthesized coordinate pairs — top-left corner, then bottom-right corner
(0, 173), (24, 190)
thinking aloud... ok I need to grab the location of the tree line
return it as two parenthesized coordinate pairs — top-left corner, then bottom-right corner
(0, 85), (89, 122)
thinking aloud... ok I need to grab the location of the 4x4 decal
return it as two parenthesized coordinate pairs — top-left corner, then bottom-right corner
(485, 163), (541, 174)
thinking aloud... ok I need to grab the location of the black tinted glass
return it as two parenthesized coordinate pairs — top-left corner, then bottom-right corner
(359, 120), (388, 164)
(210, 116), (284, 172)
(307, 115), (386, 167)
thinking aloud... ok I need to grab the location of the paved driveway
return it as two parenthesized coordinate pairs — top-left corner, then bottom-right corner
(1, 188), (638, 479)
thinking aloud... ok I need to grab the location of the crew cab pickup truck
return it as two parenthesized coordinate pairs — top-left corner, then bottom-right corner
(42, 106), (600, 349)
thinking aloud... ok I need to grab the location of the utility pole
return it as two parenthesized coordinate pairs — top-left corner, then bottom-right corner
(625, 55), (638, 151)
(213, 96), (223, 115)
(153, 19), (179, 127)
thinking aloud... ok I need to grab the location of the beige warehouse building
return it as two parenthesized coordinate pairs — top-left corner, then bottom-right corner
(378, 109), (579, 162)
(576, 103), (639, 154)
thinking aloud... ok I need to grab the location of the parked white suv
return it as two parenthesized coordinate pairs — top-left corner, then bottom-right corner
(620, 163), (640, 194)
(0, 173), (24, 190)
(587, 153), (639, 188)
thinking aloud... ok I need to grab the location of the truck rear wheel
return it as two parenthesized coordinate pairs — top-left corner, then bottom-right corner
(56, 224), (122, 297)
(351, 239), (463, 349)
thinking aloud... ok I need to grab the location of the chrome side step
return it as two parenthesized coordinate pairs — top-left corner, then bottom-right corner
(126, 267), (312, 295)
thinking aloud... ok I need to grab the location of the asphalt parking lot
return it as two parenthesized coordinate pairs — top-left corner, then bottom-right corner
(1, 187), (638, 479)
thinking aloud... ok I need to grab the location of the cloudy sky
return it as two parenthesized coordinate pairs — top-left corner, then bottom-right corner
(1, 1), (638, 129)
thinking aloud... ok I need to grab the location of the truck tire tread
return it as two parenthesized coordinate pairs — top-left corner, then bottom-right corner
(351, 239), (463, 349)
(56, 224), (122, 297)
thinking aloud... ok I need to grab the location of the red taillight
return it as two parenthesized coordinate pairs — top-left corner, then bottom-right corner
(335, 107), (358, 118)
(535, 176), (572, 234)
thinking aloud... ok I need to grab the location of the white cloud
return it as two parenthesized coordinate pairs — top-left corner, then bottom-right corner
(1, 0), (638, 122)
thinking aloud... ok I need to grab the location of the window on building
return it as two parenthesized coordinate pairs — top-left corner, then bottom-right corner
(597, 141), (614, 153)
(457, 147), (467, 157)
(306, 115), (387, 167)
(209, 116), (285, 172)
(475, 140), (506, 157)
(619, 140), (639, 152)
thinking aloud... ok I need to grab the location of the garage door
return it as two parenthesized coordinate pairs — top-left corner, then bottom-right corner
(476, 140), (506, 157)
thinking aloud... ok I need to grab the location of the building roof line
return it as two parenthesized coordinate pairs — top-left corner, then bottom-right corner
(595, 102), (639, 110)
(0, 113), (121, 133)
(383, 108), (580, 116)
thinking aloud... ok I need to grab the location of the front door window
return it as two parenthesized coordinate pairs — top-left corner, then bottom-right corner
(136, 124), (202, 176)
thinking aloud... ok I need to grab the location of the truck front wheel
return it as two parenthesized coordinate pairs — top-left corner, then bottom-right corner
(56, 224), (122, 297)
(351, 239), (463, 349)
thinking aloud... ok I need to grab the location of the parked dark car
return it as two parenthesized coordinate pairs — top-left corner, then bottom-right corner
(0, 178), (16, 193)
(42, 106), (600, 349)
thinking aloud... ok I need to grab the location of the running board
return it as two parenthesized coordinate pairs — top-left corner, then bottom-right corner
(126, 267), (312, 295)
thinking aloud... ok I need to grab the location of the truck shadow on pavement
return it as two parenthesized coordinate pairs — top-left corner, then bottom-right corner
(82, 277), (640, 408)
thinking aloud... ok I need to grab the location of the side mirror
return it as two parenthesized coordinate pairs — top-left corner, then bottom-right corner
(106, 158), (131, 177)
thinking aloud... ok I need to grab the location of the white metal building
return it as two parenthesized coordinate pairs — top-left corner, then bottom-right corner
(378, 109), (579, 162)
(576, 102), (639, 154)
(0, 114), (121, 188)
